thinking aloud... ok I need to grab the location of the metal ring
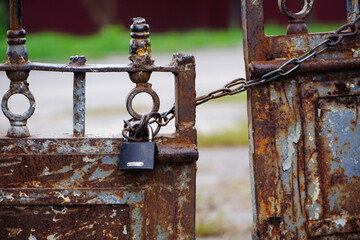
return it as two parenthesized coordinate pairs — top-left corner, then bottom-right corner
(1, 88), (35, 122)
(278, 0), (314, 19)
(126, 87), (160, 120)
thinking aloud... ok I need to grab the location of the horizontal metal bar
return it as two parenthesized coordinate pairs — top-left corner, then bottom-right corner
(0, 62), (177, 73)
(0, 188), (146, 205)
(250, 57), (360, 78)
(0, 136), (198, 163)
(157, 143), (198, 163)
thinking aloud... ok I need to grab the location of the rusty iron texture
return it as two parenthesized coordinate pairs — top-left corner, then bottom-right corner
(71, 56), (87, 137)
(250, 58), (360, 78)
(0, 2), (198, 239)
(242, 0), (360, 239)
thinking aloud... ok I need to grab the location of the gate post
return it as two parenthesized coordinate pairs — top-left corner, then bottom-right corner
(242, 0), (360, 239)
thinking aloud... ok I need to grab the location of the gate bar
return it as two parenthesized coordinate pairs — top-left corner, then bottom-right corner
(9, 0), (22, 30)
(347, 0), (360, 22)
(250, 57), (360, 78)
(73, 72), (86, 137)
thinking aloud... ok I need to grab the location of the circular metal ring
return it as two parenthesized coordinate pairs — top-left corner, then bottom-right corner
(126, 87), (160, 120)
(278, 0), (314, 19)
(1, 89), (36, 122)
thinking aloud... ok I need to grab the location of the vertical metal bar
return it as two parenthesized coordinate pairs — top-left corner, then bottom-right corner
(347, 0), (359, 23)
(171, 53), (197, 238)
(7, 0), (28, 64)
(241, 0), (266, 77)
(73, 72), (86, 137)
(242, 0), (280, 238)
(9, 0), (22, 30)
(172, 54), (196, 143)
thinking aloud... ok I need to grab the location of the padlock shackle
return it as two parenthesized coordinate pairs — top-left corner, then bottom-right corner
(147, 124), (153, 142)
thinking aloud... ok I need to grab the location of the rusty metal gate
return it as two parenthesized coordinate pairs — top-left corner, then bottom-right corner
(0, 1), (197, 239)
(242, 0), (360, 239)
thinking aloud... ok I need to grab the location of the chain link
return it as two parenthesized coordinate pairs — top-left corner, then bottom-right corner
(123, 16), (360, 141)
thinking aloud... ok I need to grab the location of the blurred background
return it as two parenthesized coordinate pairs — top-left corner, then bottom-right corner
(0, 0), (348, 239)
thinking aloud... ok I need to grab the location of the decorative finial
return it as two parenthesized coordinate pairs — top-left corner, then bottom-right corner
(128, 17), (153, 83)
(129, 17), (153, 66)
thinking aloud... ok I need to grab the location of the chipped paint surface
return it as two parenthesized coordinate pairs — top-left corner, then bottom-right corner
(280, 120), (301, 171)
(243, 0), (360, 238)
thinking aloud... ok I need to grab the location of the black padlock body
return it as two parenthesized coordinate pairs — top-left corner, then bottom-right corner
(119, 142), (156, 171)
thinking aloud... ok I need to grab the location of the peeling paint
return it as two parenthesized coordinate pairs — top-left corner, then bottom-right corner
(110, 209), (117, 218)
(156, 225), (168, 240)
(334, 219), (347, 227)
(40, 167), (51, 176)
(123, 225), (127, 235)
(281, 120), (301, 171)
(5, 227), (23, 238)
(28, 234), (37, 240)
(83, 156), (96, 163)
(88, 169), (114, 181)
(54, 192), (70, 203)
(46, 233), (60, 240)
(101, 156), (117, 165)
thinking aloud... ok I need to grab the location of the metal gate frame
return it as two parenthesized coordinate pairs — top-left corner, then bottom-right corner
(242, 0), (360, 239)
(0, 1), (198, 239)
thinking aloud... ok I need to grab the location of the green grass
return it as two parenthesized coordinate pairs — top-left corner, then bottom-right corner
(0, 21), (346, 63)
(151, 28), (242, 53)
(207, 91), (247, 103)
(0, 2), (8, 42)
(196, 213), (227, 238)
(197, 121), (249, 147)
(0, 26), (243, 63)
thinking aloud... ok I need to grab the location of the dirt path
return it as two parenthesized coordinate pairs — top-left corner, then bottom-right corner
(197, 146), (252, 240)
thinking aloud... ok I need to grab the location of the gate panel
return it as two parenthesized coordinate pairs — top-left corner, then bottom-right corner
(0, 1), (198, 239)
(242, 0), (360, 239)
(0, 205), (130, 239)
(0, 137), (197, 239)
(302, 75), (360, 237)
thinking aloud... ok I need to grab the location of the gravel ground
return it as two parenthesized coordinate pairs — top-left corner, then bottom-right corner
(196, 146), (252, 240)
(0, 46), (252, 239)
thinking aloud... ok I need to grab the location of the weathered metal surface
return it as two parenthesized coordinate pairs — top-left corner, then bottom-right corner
(70, 56), (87, 137)
(0, 2), (197, 239)
(73, 71), (86, 137)
(0, 205), (131, 239)
(242, 0), (360, 239)
(250, 58), (360, 78)
(302, 75), (360, 237)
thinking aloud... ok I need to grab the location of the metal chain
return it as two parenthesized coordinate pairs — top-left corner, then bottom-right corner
(123, 16), (360, 141)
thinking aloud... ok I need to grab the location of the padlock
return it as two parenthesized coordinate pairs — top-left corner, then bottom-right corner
(119, 125), (156, 171)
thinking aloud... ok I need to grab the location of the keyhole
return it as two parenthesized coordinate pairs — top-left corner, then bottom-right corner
(132, 92), (154, 116)
(8, 93), (30, 115)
